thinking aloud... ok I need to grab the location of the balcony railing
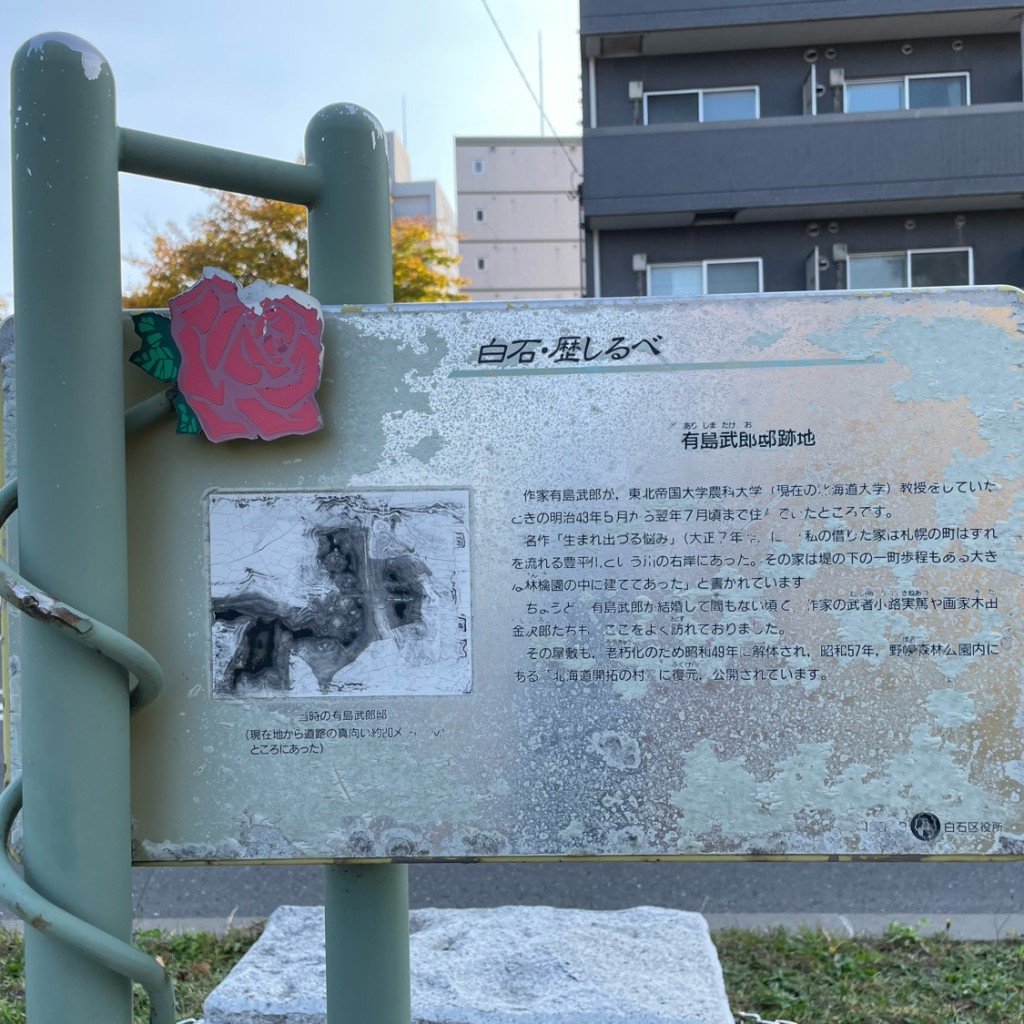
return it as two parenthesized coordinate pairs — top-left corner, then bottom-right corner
(582, 103), (1024, 228)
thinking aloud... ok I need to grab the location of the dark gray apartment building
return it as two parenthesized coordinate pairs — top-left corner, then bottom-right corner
(580, 1), (1024, 297)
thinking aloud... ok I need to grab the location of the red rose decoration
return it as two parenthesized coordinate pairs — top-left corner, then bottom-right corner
(168, 270), (325, 442)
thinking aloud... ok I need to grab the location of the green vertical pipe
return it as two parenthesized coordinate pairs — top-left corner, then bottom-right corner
(305, 104), (393, 306)
(11, 34), (133, 1023)
(321, 862), (411, 1023)
(305, 104), (410, 1024)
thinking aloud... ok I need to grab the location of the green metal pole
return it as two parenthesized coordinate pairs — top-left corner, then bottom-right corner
(305, 103), (393, 303)
(11, 34), (133, 1023)
(305, 104), (408, 1024)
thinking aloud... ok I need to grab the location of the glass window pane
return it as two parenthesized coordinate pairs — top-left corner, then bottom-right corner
(649, 264), (702, 296)
(845, 81), (903, 112)
(910, 250), (970, 287)
(849, 254), (906, 289)
(908, 75), (967, 109)
(646, 93), (699, 125)
(706, 261), (760, 294)
(702, 89), (757, 122)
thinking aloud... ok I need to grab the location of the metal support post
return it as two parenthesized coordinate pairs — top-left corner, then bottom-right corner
(11, 34), (133, 1022)
(305, 105), (409, 1024)
(322, 862), (411, 1023)
(305, 104), (394, 304)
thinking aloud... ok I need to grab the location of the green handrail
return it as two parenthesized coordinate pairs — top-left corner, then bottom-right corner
(0, 395), (174, 1020)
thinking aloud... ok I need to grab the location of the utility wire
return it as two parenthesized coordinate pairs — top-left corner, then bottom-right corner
(478, 0), (582, 181)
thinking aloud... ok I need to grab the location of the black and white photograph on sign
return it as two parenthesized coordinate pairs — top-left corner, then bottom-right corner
(208, 490), (472, 697)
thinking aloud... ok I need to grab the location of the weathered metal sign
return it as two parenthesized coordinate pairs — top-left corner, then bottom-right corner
(10, 289), (1024, 861)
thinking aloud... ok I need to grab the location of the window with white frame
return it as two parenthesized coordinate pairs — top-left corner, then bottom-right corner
(474, 209), (486, 223)
(648, 258), (763, 297)
(844, 73), (969, 113)
(472, 159), (485, 174)
(846, 247), (973, 289)
(644, 86), (759, 125)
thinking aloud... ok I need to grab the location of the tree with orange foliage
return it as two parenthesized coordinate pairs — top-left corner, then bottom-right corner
(123, 192), (467, 307)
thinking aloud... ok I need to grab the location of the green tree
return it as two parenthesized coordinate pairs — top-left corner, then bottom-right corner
(123, 192), (467, 307)
(390, 217), (468, 303)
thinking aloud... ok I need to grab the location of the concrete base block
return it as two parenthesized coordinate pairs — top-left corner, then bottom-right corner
(203, 904), (734, 1024)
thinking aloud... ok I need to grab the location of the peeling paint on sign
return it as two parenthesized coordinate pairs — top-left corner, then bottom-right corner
(20, 288), (1022, 863)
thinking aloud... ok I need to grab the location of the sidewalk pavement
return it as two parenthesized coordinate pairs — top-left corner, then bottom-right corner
(95, 911), (1024, 940)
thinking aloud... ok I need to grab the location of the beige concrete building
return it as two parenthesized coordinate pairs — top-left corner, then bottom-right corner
(455, 137), (584, 301)
(386, 133), (458, 263)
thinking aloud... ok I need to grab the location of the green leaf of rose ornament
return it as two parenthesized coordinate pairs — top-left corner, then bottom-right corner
(130, 269), (325, 442)
(129, 310), (180, 383)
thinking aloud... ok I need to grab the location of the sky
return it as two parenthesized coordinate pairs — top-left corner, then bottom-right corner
(2, 0), (582, 309)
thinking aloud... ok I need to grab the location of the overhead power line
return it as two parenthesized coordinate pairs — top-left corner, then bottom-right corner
(478, 0), (582, 180)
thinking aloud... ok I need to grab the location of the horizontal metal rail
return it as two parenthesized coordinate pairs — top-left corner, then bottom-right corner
(120, 127), (322, 206)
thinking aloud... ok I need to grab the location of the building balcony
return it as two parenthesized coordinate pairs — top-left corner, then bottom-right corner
(582, 103), (1024, 229)
(581, 2), (1024, 55)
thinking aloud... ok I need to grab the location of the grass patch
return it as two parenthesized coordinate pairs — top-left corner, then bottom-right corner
(0, 929), (22, 1024)
(716, 922), (1024, 1023)
(0, 923), (261, 1023)
(132, 924), (262, 1022)
(0, 920), (1018, 1022)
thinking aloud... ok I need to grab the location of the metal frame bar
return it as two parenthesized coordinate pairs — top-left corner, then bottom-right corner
(12, 34), (135, 1023)
(9, 32), (407, 1023)
(304, 104), (409, 1024)
(120, 128), (321, 206)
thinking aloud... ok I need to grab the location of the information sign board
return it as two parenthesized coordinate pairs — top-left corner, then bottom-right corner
(67, 291), (1024, 859)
